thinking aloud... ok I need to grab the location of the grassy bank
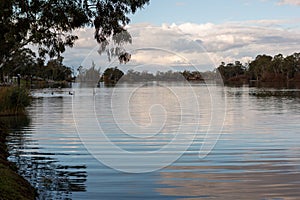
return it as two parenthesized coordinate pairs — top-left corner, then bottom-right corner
(0, 87), (31, 116)
(0, 121), (36, 200)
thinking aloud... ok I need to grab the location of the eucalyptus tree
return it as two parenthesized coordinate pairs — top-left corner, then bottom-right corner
(271, 54), (284, 75)
(248, 55), (272, 81)
(0, 0), (150, 72)
(283, 53), (300, 80)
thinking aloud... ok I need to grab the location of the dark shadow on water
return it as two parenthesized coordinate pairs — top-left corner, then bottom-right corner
(249, 81), (300, 89)
(249, 90), (300, 98)
(0, 115), (31, 130)
(4, 116), (87, 200)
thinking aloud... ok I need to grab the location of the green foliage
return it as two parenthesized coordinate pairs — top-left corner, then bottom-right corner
(0, 0), (150, 70)
(218, 61), (247, 81)
(43, 58), (72, 81)
(1, 0), (86, 65)
(94, 0), (150, 45)
(0, 55), (73, 87)
(0, 87), (31, 116)
(248, 55), (273, 81)
(101, 67), (124, 85)
(180, 70), (204, 81)
(218, 52), (300, 84)
(102, 69), (210, 83)
(0, 48), (36, 78)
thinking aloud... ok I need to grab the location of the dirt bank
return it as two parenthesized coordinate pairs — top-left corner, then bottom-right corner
(0, 121), (36, 200)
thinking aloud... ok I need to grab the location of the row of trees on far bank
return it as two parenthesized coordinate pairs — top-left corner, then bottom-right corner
(0, 55), (72, 83)
(100, 52), (300, 85)
(99, 67), (216, 85)
(3, 52), (300, 86)
(218, 52), (300, 84)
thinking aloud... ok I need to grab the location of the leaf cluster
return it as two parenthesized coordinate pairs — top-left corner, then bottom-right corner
(0, 0), (149, 69)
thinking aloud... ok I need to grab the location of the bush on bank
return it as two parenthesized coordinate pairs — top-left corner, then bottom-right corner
(0, 87), (31, 116)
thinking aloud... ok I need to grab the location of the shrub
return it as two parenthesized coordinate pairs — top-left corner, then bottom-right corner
(0, 87), (31, 116)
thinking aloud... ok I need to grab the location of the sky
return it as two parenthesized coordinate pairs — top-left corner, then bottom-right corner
(63, 0), (300, 72)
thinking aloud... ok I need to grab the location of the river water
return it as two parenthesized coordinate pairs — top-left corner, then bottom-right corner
(6, 84), (300, 200)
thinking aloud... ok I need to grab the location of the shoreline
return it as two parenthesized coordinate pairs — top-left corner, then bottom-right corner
(0, 121), (36, 200)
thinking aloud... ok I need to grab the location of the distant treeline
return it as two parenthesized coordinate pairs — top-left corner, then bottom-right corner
(121, 69), (209, 82)
(6, 51), (298, 87)
(100, 68), (217, 85)
(218, 52), (300, 84)
(0, 56), (73, 84)
(99, 52), (300, 85)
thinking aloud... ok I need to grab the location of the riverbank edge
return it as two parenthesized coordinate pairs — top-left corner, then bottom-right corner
(0, 122), (36, 200)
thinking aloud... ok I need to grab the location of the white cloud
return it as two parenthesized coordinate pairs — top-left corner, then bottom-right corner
(277, 0), (300, 6)
(63, 20), (300, 72)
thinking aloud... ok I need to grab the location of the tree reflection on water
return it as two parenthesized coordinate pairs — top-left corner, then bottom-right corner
(4, 116), (87, 200)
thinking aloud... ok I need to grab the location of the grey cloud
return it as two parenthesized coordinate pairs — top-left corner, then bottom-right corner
(62, 22), (300, 69)
(170, 38), (205, 53)
(255, 35), (299, 44)
(277, 0), (300, 6)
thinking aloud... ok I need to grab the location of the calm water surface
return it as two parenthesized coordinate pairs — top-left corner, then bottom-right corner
(7, 84), (300, 200)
